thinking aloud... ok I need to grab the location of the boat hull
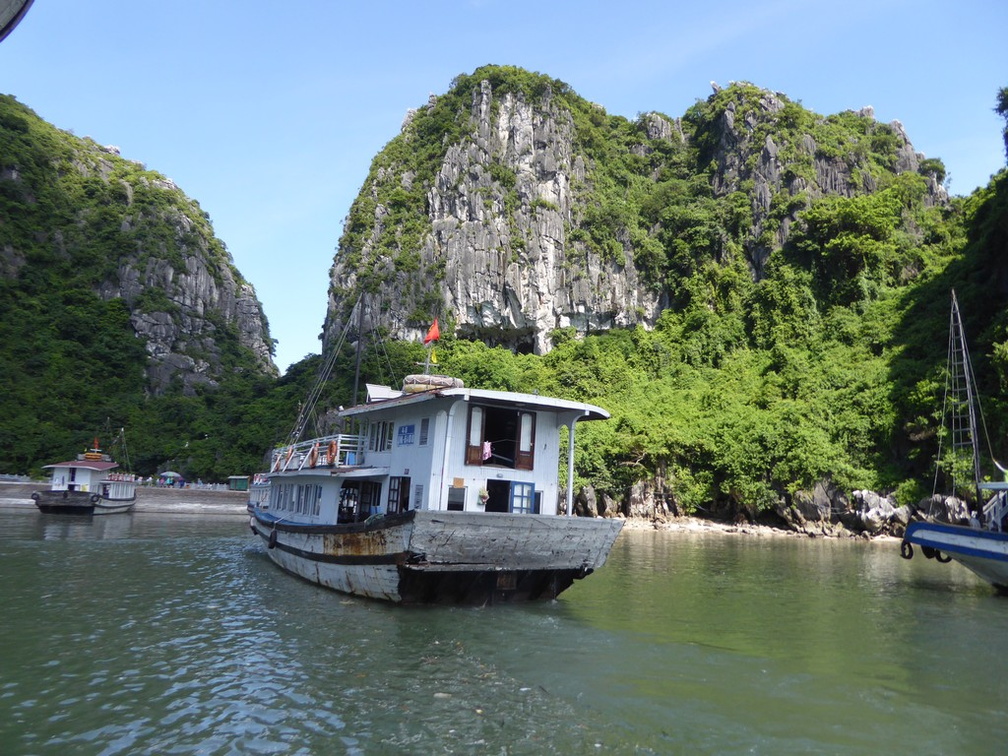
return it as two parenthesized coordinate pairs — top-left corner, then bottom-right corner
(250, 508), (624, 604)
(31, 490), (136, 516)
(903, 521), (1008, 590)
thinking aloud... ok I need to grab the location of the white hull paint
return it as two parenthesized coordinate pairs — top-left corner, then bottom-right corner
(92, 497), (137, 515)
(250, 509), (623, 604)
(903, 522), (1008, 590)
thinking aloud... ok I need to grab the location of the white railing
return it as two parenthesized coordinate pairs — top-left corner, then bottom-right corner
(269, 434), (365, 473)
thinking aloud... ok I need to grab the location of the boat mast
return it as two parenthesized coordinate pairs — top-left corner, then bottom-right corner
(352, 294), (365, 407)
(948, 290), (983, 501)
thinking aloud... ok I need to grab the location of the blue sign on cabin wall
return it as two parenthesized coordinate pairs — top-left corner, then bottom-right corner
(397, 424), (415, 446)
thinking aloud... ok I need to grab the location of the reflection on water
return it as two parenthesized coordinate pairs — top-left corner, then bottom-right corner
(1, 514), (1008, 753)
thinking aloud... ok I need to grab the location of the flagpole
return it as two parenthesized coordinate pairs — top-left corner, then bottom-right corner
(422, 318), (440, 374)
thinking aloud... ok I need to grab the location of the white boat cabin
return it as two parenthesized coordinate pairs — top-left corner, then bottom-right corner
(43, 451), (136, 500)
(264, 379), (609, 524)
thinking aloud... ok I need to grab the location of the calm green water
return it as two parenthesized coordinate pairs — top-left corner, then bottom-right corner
(1, 510), (1007, 754)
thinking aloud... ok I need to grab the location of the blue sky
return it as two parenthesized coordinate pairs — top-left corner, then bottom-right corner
(1, 0), (1005, 373)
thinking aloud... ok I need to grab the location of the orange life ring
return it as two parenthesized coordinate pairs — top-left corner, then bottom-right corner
(283, 446), (295, 470)
(328, 440), (337, 466)
(308, 443), (319, 468)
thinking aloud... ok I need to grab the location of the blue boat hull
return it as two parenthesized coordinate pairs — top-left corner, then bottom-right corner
(903, 521), (1008, 590)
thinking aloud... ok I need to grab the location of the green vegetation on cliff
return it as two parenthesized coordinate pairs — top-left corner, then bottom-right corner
(2, 71), (1008, 524)
(328, 67), (1007, 517)
(0, 94), (285, 479)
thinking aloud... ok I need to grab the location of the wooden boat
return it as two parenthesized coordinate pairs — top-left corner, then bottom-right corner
(32, 437), (138, 515)
(249, 375), (623, 604)
(901, 291), (1008, 589)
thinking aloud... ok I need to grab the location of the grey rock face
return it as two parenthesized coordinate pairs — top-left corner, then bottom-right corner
(91, 186), (275, 394)
(327, 81), (666, 355)
(324, 78), (947, 357)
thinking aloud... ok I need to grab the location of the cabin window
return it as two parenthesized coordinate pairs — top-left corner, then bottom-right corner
(369, 420), (394, 452)
(447, 486), (465, 511)
(464, 405), (536, 470)
(511, 482), (538, 514)
(517, 412), (535, 471)
(465, 406), (484, 464)
(419, 417), (430, 446)
(387, 476), (410, 514)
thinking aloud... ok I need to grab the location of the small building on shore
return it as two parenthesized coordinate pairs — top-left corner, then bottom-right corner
(227, 476), (250, 492)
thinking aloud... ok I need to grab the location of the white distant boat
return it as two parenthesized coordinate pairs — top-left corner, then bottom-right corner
(248, 371), (623, 604)
(32, 435), (138, 516)
(901, 291), (1008, 590)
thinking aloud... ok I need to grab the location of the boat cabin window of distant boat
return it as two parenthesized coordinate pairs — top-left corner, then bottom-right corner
(465, 406), (536, 470)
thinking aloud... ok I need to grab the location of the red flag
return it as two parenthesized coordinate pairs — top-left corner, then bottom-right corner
(423, 318), (440, 344)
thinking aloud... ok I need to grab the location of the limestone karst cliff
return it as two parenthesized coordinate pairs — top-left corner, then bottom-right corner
(323, 66), (947, 355)
(0, 94), (276, 395)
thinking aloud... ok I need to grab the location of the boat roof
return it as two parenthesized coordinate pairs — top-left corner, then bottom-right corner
(342, 384), (610, 421)
(43, 460), (119, 472)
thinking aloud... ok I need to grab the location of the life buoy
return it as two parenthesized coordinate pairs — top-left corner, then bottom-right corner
(268, 529), (278, 549)
(308, 443), (319, 468)
(271, 454), (281, 472)
(900, 541), (913, 560)
(283, 446), (295, 470)
(328, 440), (337, 466)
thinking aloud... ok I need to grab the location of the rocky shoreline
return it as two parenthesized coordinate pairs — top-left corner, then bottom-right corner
(0, 480), (921, 540)
(617, 514), (899, 541)
(571, 482), (967, 541)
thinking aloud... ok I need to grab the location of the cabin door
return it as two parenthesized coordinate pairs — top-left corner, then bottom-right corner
(360, 481), (382, 517)
(338, 482), (359, 523)
(387, 476), (411, 514)
(485, 479), (511, 513)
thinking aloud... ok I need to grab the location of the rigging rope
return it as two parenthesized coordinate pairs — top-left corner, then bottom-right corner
(286, 294), (361, 445)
